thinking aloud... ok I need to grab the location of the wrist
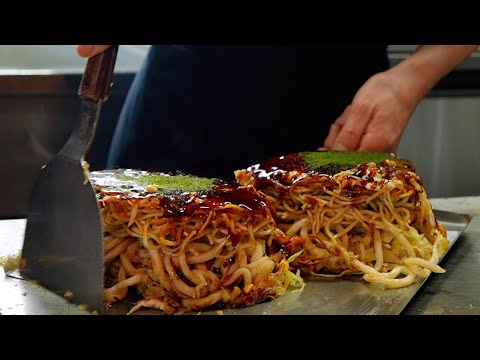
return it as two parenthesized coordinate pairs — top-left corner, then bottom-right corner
(379, 68), (423, 113)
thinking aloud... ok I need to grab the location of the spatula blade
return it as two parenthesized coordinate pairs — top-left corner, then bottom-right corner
(20, 46), (119, 315)
(21, 158), (104, 313)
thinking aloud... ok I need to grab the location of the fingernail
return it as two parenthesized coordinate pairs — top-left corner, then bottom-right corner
(317, 147), (327, 151)
(78, 45), (94, 57)
(333, 143), (348, 151)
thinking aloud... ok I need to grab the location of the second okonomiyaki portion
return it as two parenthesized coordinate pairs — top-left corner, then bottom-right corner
(235, 151), (449, 289)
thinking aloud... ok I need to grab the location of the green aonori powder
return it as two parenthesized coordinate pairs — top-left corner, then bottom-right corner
(117, 172), (217, 193)
(301, 151), (401, 173)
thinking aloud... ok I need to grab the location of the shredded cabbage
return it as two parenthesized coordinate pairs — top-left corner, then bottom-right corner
(287, 249), (304, 263)
(0, 251), (21, 273)
(279, 257), (306, 293)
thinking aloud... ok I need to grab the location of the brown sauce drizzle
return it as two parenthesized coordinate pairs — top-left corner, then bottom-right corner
(92, 170), (271, 217)
(245, 152), (418, 197)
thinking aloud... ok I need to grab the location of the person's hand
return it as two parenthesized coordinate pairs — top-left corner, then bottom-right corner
(76, 45), (111, 58)
(323, 45), (479, 154)
(322, 71), (416, 154)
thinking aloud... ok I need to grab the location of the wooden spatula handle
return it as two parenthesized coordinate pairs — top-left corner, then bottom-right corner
(78, 45), (119, 102)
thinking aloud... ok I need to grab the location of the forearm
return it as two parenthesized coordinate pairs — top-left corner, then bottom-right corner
(386, 45), (478, 107)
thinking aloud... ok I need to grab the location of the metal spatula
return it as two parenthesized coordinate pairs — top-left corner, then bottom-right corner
(20, 46), (119, 314)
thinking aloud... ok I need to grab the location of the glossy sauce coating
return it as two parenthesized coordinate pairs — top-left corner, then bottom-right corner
(243, 152), (419, 194)
(91, 169), (271, 217)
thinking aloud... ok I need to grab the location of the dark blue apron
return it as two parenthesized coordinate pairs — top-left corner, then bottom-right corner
(107, 45), (389, 179)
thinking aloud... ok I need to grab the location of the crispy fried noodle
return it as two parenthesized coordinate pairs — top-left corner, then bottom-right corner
(235, 151), (449, 290)
(91, 170), (302, 315)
